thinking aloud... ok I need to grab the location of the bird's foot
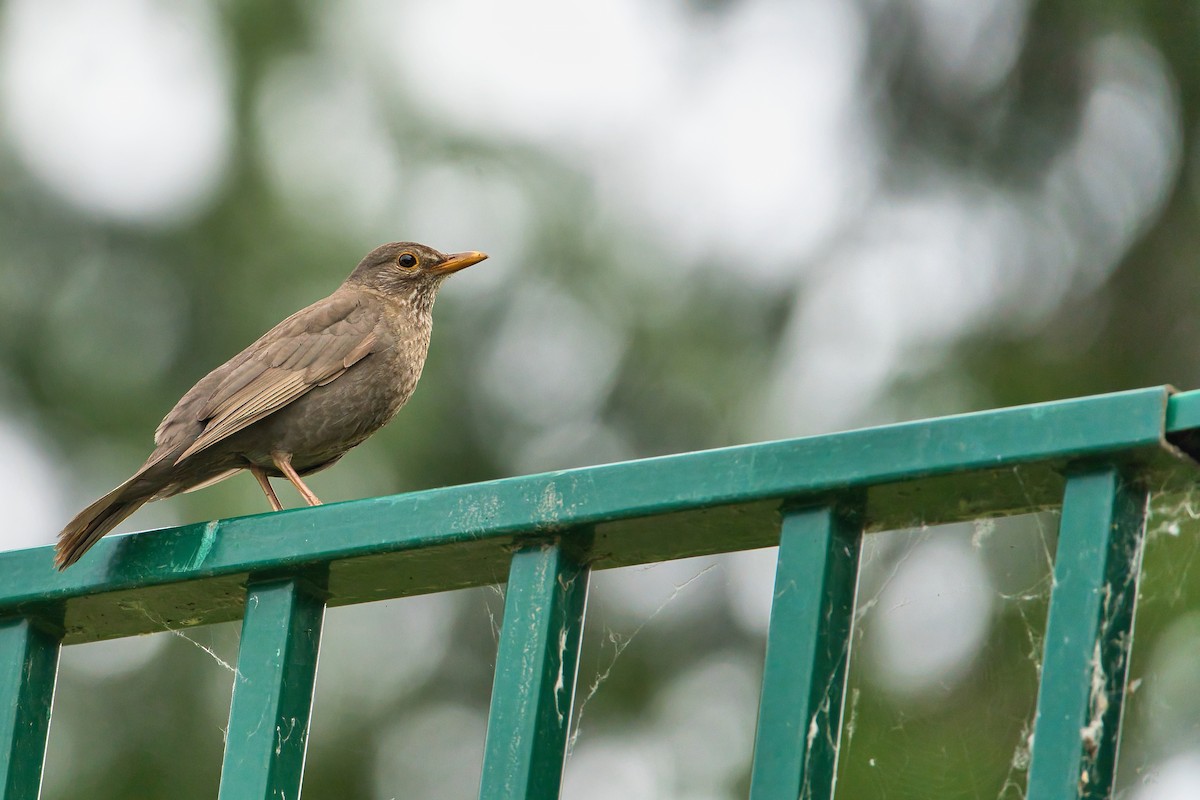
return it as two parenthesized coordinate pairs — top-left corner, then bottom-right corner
(272, 452), (323, 506)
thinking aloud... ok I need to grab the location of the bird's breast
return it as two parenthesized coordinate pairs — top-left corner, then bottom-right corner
(232, 336), (430, 471)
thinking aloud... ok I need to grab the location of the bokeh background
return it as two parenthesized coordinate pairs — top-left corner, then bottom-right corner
(2, 0), (1200, 798)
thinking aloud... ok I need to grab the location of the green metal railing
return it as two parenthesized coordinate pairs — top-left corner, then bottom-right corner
(3, 385), (1200, 799)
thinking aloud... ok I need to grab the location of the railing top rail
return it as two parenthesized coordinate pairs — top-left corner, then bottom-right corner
(3, 386), (1197, 643)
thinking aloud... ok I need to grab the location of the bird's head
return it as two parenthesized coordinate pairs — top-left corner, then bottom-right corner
(347, 242), (487, 309)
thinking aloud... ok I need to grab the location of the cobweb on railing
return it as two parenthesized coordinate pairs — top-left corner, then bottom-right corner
(1115, 487), (1200, 800)
(553, 509), (1063, 800)
(553, 481), (1200, 800)
(563, 555), (763, 799)
(836, 511), (1056, 800)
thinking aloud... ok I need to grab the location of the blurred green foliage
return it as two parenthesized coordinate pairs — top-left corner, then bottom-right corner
(2, 0), (1200, 798)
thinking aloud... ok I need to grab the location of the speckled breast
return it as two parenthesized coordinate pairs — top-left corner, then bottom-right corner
(233, 347), (425, 473)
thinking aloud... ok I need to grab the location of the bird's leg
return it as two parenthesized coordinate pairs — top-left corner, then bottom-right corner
(250, 465), (284, 512)
(271, 452), (323, 506)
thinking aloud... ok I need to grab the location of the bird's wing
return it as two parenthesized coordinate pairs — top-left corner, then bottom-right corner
(168, 292), (381, 464)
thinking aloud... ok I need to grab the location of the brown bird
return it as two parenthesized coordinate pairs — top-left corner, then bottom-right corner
(55, 242), (486, 570)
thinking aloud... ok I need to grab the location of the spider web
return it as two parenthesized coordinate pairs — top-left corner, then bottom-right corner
(559, 484), (1200, 800)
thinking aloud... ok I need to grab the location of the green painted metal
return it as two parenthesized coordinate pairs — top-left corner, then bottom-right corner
(0, 386), (1189, 644)
(1026, 466), (1147, 800)
(1165, 386), (1200, 461)
(1166, 385), (1200, 432)
(749, 503), (862, 800)
(0, 385), (1196, 798)
(479, 538), (591, 800)
(218, 578), (326, 800)
(0, 618), (60, 800)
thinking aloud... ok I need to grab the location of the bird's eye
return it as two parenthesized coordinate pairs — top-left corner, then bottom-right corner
(398, 252), (418, 268)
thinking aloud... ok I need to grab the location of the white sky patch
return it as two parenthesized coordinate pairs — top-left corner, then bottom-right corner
(653, 655), (761, 793)
(372, 703), (486, 799)
(725, 545), (782, 637)
(318, 594), (461, 708)
(255, 56), (402, 237)
(1140, 611), (1200, 756)
(0, 414), (66, 551)
(761, 187), (1020, 434)
(60, 631), (170, 681)
(863, 535), (994, 699)
(511, 420), (634, 475)
(399, 164), (533, 296)
(599, 0), (873, 275)
(592, 556), (726, 623)
(362, 0), (681, 149)
(909, 0), (1030, 98)
(563, 736), (663, 800)
(1130, 752), (1200, 800)
(477, 284), (625, 429)
(759, 31), (1180, 437)
(0, 0), (231, 224)
(1043, 34), (1182, 287)
(341, 0), (873, 280)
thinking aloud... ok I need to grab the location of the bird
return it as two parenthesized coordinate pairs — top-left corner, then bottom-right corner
(54, 242), (486, 570)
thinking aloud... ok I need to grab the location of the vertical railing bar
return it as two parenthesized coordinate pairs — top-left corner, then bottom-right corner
(478, 533), (592, 800)
(0, 617), (61, 800)
(1026, 464), (1146, 800)
(218, 576), (326, 800)
(749, 501), (862, 800)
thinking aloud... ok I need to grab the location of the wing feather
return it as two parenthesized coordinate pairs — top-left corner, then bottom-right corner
(165, 291), (381, 464)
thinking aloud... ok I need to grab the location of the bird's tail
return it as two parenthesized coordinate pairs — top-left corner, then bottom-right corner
(55, 480), (151, 570)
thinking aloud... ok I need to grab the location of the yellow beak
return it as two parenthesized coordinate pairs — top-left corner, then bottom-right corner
(432, 251), (488, 275)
